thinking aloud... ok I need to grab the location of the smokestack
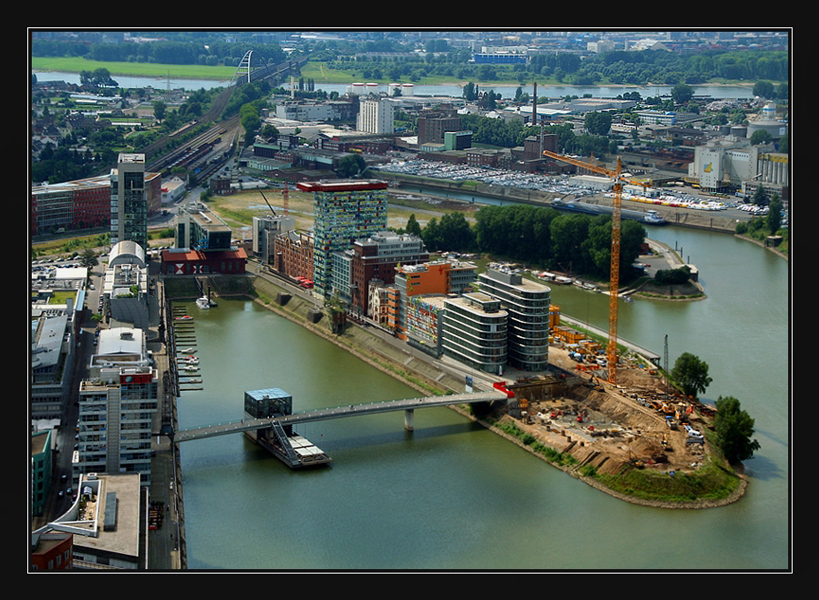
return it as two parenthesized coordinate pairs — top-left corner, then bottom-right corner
(532, 82), (537, 125)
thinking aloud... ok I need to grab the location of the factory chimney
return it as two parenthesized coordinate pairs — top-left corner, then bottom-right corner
(532, 82), (537, 125)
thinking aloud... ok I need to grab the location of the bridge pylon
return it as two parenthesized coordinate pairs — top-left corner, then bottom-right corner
(231, 50), (261, 86)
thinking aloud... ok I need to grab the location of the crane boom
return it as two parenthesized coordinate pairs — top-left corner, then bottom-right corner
(543, 150), (626, 384)
(258, 188), (277, 216)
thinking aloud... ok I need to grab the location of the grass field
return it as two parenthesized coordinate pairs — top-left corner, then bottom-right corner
(32, 56), (530, 88)
(31, 56), (236, 81)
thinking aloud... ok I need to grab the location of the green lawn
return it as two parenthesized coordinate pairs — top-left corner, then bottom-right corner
(32, 56), (235, 81)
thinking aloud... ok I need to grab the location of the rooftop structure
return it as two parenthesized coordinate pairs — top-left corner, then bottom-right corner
(36, 472), (143, 569)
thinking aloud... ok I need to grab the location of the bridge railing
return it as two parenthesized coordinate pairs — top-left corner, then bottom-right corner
(174, 390), (508, 443)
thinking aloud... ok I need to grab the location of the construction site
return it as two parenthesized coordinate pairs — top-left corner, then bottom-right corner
(501, 339), (715, 480)
(484, 150), (723, 488)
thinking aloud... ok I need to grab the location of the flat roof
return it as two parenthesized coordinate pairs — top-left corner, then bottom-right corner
(297, 179), (389, 192)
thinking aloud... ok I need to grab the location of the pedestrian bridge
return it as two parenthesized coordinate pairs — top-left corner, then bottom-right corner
(172, 390), (509, 444)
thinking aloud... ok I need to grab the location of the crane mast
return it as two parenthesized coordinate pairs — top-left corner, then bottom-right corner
(542, 150), (627, 384)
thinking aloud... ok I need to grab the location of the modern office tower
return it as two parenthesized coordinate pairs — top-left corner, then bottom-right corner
(479, 268), (551, 372)
(441, 292), (508, 374)
(76, 327), (158, 486)
(110, 153), (148, 248)
(297, 180), (389, 297)
(357, 96), (395, 134)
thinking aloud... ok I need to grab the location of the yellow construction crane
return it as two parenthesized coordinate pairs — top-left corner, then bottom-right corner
(542, 150), (645, 384)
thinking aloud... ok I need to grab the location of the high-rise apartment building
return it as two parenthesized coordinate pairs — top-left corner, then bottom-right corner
(76, 327), (158, 486)
(479, 268), (551, 372)
(110, 153), (148, 248)
(297, 180), (389, 297)
(356, 97), (395, 134)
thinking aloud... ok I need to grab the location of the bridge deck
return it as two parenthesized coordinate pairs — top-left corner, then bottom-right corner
(173, 390), (507, 443)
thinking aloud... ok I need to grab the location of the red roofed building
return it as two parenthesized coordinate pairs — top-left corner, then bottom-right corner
(160, 247), (247, 276)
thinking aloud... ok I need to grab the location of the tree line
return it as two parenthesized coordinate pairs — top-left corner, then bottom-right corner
(32, 38), (288, 68)
(398, 203), (648, 282)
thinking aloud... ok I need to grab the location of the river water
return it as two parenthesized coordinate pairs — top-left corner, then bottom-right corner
(32, 71), (754, 100)
(174, 222), (789, 572)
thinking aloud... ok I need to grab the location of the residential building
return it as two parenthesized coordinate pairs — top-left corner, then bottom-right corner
(479, 268), (551, 372)
(76, 327), (158, 486)
(357, 96), (395, 134)
(368, 280), (399, 327)
(298, 180), (389, 297)
(30, 531), (74, 571)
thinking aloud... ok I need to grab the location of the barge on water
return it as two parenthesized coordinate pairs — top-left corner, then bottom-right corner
(551, 198), (667, 225)
(242, 388), (332, 469)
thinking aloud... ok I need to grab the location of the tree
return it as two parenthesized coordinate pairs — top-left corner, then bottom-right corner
(153, 100), (167, 123)
(335, 154), (365, 178)
(79, 249), (99, 270)
(405, 214), (422, 237)
(671, 83), (693, 105)
(767, 195), (783, 233)
(671, 352), (712, 399)
(714, 396), (761, 463)
(584, 111), (613, 136)
(750, 129), (772, 146)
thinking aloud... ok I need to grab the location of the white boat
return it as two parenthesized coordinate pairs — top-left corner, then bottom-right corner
(180, 348), (196, 354)
(196, 296), (211, 309)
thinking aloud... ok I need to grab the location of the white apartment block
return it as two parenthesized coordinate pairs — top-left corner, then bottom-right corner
(76, 327), (158, 486)
(357, 97), (395, 134)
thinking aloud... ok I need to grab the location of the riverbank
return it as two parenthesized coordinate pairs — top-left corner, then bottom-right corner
(191, 272), (747, 510)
